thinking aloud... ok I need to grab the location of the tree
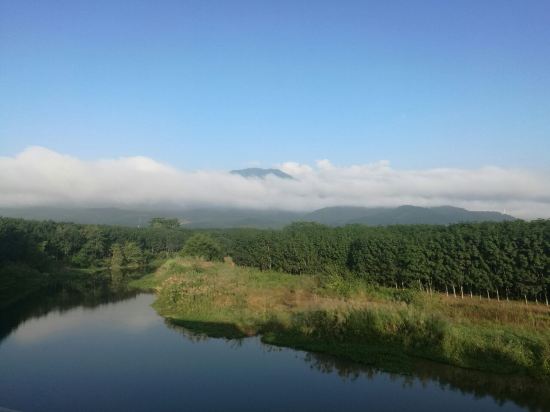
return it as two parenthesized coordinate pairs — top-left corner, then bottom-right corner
(123, 242), (144, 268)
(149, 218), (180, 230)
(71, 226), (107, 267)
(181, 233), (223, 261)
(110, 243), (124, 268)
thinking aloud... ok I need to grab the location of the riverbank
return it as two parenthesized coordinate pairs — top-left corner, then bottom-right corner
(132, 258), (550, 378)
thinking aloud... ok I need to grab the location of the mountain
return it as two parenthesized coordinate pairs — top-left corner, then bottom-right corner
(0, 205), (516, 228)
(301, 206), (384, 226)
(230, 168), (294, 179)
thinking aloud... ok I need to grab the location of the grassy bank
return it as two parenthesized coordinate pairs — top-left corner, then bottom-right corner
(132, 258), (550, 378)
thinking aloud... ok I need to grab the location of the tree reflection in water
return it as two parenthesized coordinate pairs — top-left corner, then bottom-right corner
(170, 321), (550, 412)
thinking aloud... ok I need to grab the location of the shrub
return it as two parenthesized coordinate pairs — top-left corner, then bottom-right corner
(181, 234), (223, 261)
(390, 289), (420, 305)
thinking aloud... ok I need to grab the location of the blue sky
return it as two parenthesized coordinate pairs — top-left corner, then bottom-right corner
(1, 0), (549, 170)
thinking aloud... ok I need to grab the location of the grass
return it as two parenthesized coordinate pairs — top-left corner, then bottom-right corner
(133, 257), (550, 378)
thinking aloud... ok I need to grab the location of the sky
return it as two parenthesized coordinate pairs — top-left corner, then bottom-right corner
(1, 1), (549, 217)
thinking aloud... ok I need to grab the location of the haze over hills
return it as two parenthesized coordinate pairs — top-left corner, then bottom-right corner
(2, 149), (548, 220)
(0, 163), (518, 228)
(0, 205), (516, 229)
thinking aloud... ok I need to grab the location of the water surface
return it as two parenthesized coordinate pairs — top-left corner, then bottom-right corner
(0, 288), (548, 412)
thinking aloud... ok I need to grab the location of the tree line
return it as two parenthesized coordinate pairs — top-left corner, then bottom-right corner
(0, 217), (192, 270)
(221, 221), (549, 303)
(1, 217), (548, 303)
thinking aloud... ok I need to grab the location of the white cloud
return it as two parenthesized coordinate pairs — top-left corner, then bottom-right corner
(1, 146), (549, 219)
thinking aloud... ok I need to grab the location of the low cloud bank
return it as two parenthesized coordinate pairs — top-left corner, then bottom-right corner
(1, 146), (549, 219)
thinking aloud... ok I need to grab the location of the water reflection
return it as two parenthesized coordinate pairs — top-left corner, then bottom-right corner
(298, 352), (550, 412)
(165, 315), (550, 412)
(0, 270), (139, 343)
(1, 276), (549, 412)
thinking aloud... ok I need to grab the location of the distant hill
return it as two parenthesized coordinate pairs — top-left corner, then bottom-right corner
(306, 205), (516, 226)
(164, 208), (302, 229)
(302, 206), (383, 226)
(0, 205), (516, 228)
(0, 207), (157, 227)
(230, 168), (294, 179)
(0, 206), (302, 229)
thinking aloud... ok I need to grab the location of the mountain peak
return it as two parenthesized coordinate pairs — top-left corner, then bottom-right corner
(230, 168), (294, 179)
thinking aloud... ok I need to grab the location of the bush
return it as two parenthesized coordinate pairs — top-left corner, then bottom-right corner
(181, 234), (223, 261)
(390, 289), (420, 305)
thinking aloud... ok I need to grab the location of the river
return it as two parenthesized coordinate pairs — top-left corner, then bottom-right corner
(0, 285), (548, 412)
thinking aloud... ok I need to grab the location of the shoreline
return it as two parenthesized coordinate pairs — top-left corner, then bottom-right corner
(130, 258), (550, 380)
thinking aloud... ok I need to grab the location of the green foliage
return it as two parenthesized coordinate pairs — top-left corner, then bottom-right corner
(149, 217), (180, 229)
(390, 288), (420, 305)
(71, 226), (107, 267)
(227, 220), (550, 302)
(123, 241), (144, 268)
(140, 258), (550, 377)
(110, 242), (144, 269)
(318, 264), (356, 296)
(0, 219), (51, 270)
(0, 217), (193, 270)
(0, 216), (548, 303)
(110, 243), (124, 268)
(290, 308), (450, 351)
(181, 233), (223, 261)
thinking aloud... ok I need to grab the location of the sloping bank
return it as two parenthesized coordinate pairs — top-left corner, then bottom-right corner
(131, 258), (550, 378)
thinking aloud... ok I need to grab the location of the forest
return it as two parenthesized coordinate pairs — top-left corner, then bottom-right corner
(1, 216), (549, 304)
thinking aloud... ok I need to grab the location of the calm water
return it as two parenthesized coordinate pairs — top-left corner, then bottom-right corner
(0, 287), (548, 412)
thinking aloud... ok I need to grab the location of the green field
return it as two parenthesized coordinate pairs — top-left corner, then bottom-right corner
(132, 257), (550, 378)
